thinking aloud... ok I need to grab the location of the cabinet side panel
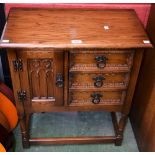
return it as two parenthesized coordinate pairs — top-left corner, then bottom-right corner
(122, 50), (143, 115)
(7, 49), (24, 116)
(130, 4), (155, 151)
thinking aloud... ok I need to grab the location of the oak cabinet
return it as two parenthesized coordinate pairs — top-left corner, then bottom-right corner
(0, 8), (152, 148)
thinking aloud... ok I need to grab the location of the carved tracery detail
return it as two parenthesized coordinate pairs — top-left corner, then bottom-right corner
(28, 59), (54, 99)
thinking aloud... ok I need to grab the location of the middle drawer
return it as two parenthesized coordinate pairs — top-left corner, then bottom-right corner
(69, 72), (130, 91)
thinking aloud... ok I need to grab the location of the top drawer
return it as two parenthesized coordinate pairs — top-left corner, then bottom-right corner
(69, 50), (134, 72)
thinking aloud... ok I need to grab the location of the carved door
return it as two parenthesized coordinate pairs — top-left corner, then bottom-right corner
(17, 50), (64, 112)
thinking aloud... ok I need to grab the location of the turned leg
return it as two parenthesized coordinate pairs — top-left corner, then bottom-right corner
(111, 112), (128, 146)
(25, 113), (31, 132)
(115, 113), (128, 146)
(19, 115), (30, 148)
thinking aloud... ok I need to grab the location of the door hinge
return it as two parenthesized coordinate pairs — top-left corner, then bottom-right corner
(13, 59), (23, 71)
(17, 91), (26, 102)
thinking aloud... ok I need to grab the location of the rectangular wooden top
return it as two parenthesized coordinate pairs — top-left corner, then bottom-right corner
(0, 8), (153, 49)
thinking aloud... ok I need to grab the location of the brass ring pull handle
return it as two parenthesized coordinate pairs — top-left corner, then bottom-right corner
(91, 93), (102, 104)
(56, 73), (63, 88)
(95, 56), (108, 68)
(92, 76), (105, 88)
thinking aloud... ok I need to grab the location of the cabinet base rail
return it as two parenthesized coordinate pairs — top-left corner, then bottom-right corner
(29, 136), (116, 145)
(21, 112), (127, 148)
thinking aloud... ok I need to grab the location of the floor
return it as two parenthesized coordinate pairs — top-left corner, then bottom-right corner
(14, 112), (139, 152)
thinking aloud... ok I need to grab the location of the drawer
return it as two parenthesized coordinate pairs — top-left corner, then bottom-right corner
(69, 50), (134, 72)
(69, 91), (126, 106)
(69, 72), (130, 90)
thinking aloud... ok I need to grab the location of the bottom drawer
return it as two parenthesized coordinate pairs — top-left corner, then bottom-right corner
(69, 91), (126, 106)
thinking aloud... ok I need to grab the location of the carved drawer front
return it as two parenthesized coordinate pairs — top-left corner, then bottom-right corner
(69, 91), (126, 106)
(69, 50), (134, 72)
(69, 72), (130, 90)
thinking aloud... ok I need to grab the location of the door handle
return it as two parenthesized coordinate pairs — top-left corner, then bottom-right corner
(56, 73), (63, 88)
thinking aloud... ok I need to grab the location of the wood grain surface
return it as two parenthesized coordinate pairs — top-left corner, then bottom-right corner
(0, 8), (152, 49)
